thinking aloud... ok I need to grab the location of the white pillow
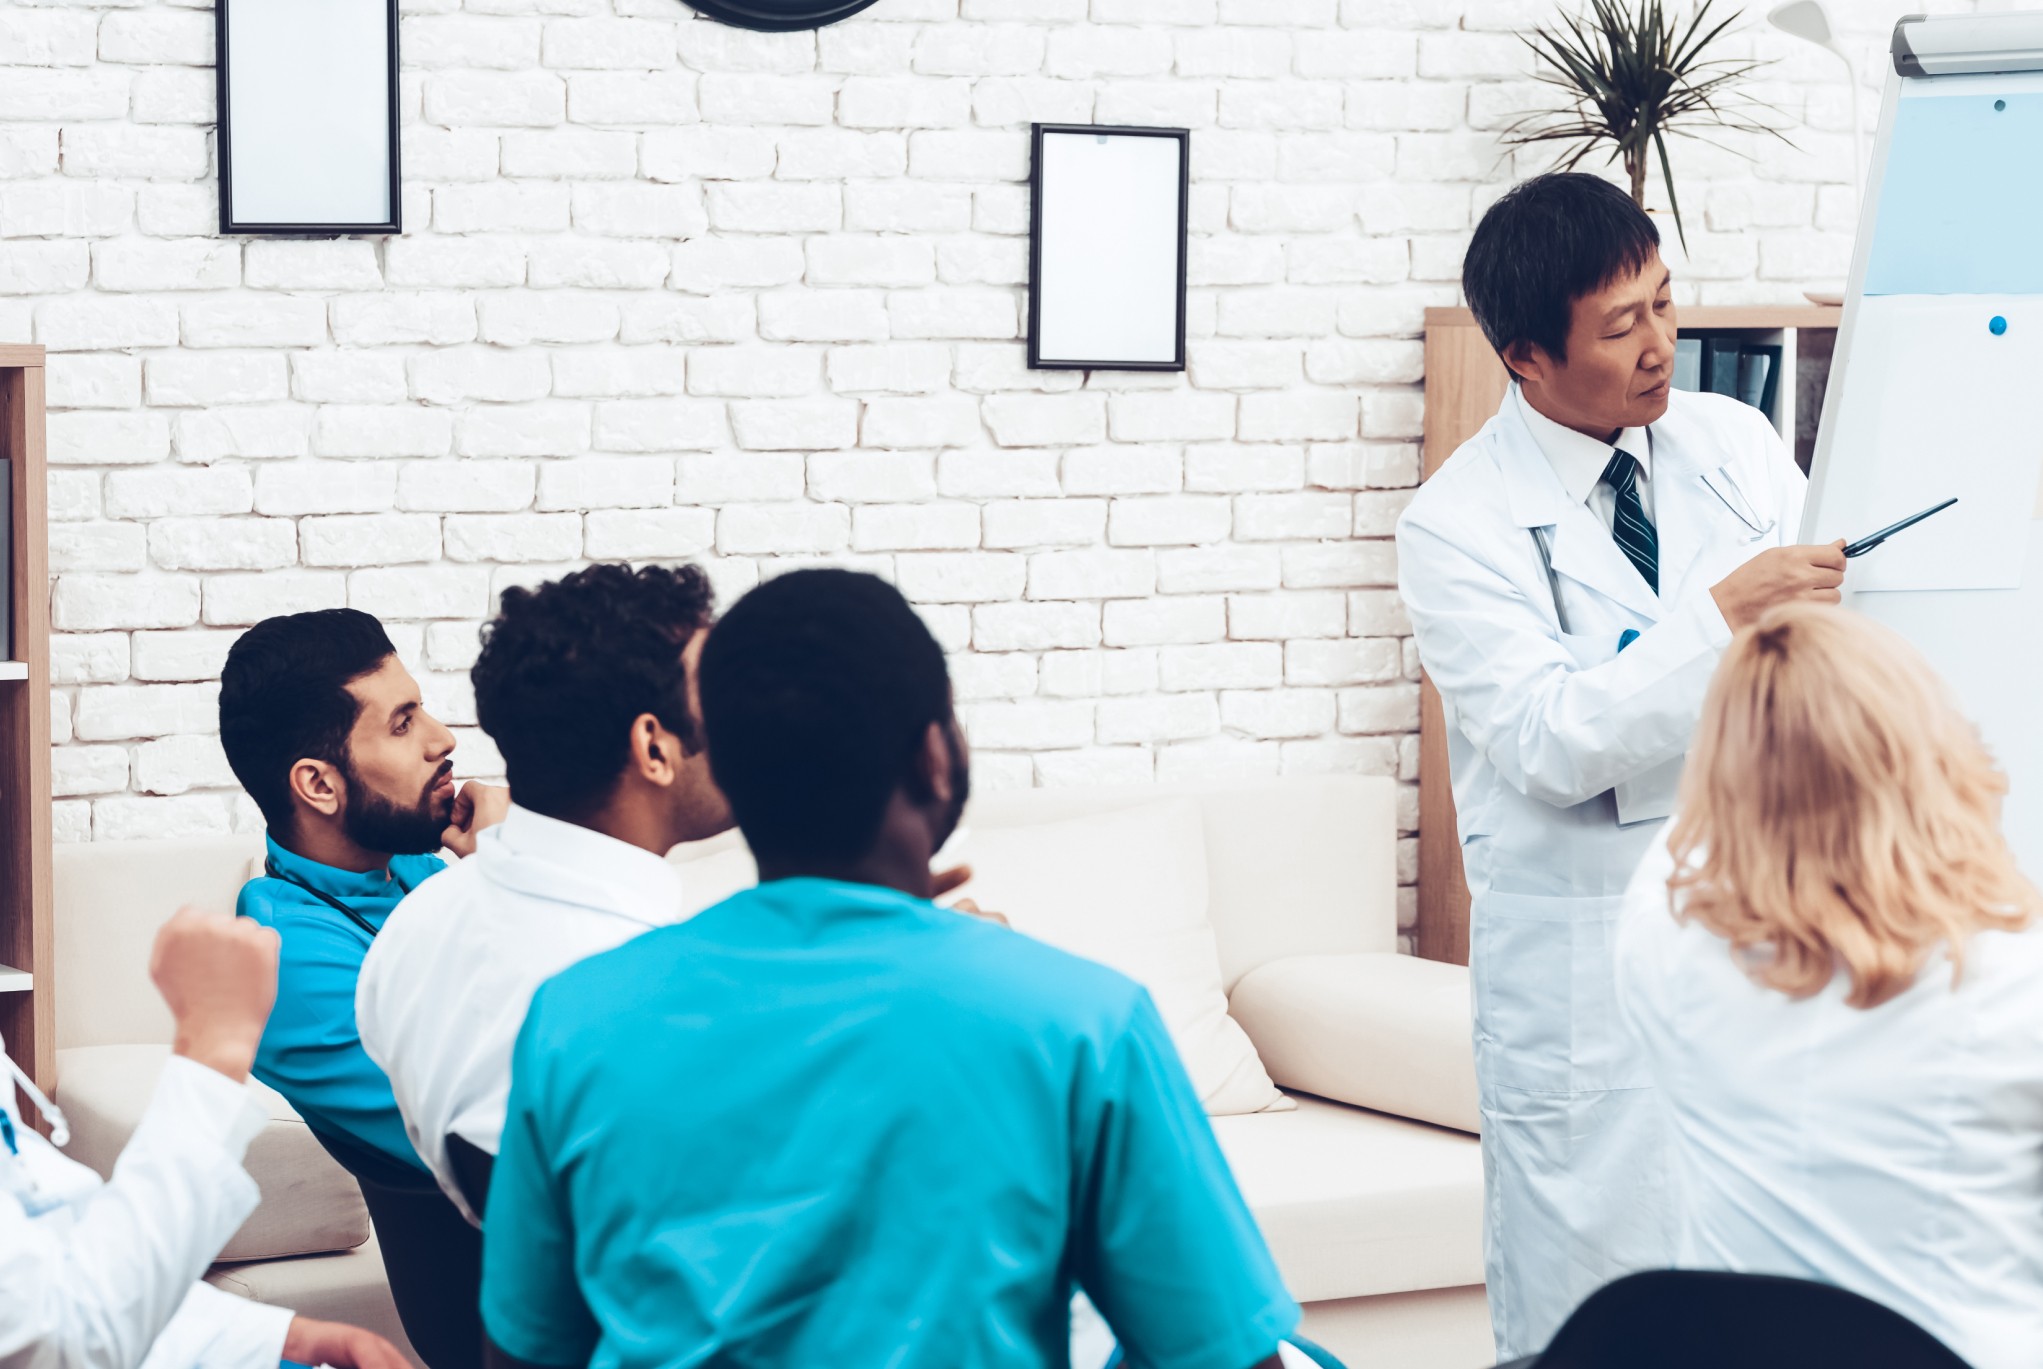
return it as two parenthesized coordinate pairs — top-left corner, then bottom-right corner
(960, 800), (1290, 1116)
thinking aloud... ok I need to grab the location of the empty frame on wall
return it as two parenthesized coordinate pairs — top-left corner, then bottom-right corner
(216, 0), (402, 236)
(1028, 124), (1190, 372)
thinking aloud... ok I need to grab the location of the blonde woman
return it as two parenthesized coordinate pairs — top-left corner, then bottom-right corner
(1615, 604), (2043, 1369)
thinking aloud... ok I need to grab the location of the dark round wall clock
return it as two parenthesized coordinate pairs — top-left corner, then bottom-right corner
(685, 0), (881, 30)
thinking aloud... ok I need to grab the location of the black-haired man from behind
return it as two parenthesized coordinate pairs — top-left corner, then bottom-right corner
(222, 608), (507, 1172)
(357, 563), (734, 1222)
(480, 569), (1296, 1369)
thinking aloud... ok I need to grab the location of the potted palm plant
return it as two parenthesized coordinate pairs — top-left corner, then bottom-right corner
(1500, 0), (1790, 256)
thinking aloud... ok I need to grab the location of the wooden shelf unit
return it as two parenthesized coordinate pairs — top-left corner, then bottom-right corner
(0, 345), (52, 1091)
(1415, 307), (1840, 965)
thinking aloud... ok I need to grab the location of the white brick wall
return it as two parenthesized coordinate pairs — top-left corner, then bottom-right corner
(2, 0), (1976, 939)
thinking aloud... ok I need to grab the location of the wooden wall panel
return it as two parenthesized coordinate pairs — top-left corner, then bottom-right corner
(1415, 320), (1505, 965)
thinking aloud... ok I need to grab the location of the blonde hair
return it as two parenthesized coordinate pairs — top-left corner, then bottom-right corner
(1667, 604), (2039, 1009)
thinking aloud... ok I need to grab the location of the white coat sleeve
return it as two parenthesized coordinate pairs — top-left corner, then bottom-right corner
(1397, 512), (1733, 809)
(0, 1055), (287, 1369)
(137, 1284), (292, 1369)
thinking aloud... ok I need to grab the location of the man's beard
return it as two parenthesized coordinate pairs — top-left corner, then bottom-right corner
(338, 758), (452, 856)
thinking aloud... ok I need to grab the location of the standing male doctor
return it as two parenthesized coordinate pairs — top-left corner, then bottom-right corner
(1395, 173), (1848, 1357)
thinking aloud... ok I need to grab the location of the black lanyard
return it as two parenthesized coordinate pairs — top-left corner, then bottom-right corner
(263, 859), (414, 940)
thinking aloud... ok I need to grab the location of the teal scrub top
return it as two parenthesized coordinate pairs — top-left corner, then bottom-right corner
(483, 877), (1299, 1369)
(239, 834), (445, 1172)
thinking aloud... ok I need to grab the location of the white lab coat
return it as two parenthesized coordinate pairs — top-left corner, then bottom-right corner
(0, 1037), (293, 1369)
(1616, 833), (2043, 1369)
(1395, 386), (1805, 1358)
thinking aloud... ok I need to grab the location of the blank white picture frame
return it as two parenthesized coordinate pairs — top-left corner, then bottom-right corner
(1029, 124), (1189, 371)
(218, 0), (401, 235)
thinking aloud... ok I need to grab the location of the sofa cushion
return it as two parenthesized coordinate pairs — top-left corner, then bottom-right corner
(210, 1233), (416, 1365)
(58, 1044), (371, 1262)
(1214, 1094), (1485, 1304)
(1230, 952), (1481, 1135)
(961, 800), (1288, 1116)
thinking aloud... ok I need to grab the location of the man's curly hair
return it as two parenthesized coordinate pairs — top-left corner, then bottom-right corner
(472, 562), (715, 822)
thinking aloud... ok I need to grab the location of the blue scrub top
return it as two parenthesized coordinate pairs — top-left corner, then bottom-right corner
(239, 834), (445, 1172)
(483, 876), (1299, 1369)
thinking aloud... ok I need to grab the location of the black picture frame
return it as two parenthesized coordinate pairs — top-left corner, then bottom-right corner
(216, 0), (403, 237)
(1027, 123), (1190, 373)
(683, 0), (883, 31)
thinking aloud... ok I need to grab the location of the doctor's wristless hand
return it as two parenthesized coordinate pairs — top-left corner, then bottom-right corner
(931, 864), (1011, 927)
(283, 1315), (411, 1369)
(441, 780), (512, 859)
(1709, 541), (1848, 632)
(149, 909), (279, 1085)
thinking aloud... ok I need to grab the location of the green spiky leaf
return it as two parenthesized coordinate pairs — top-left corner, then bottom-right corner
(1500, 0), (1795, 248)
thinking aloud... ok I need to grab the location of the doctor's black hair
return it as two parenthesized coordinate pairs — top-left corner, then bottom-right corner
(219, 608), (398, 833)
(697, 569), (953, 867)
(472, 562), (716, 823)
(1463, 172), (1661, 375)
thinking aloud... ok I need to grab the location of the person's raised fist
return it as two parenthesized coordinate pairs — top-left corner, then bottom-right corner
(148, 909), (280, 1083)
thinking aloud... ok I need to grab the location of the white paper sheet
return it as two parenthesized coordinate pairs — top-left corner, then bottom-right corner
(1814, 295), (2043, 592)
(1035, 130), (1182, 366)
(226, 0), (392, 227)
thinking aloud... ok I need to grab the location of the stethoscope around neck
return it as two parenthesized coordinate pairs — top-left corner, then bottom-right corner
(1530, 435), (1775, 636)
(263, 858), (415, 941)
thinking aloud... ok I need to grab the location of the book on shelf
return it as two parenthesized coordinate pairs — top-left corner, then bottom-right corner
(1673, 338), (1703, 392)
(1678, 337), (1783, 424)
(1704, 337), (1744, 399)
(1737, 343), (1783, 418)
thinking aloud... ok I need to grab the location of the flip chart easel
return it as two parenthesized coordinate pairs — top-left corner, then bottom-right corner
(1803, 12), (2043, 874)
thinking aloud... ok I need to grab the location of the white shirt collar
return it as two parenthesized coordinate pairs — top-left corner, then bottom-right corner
(477, 803), (684, 929)
(1514, 384), (1652, 507)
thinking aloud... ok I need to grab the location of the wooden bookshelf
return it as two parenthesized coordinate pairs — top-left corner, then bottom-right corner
(0, 345), (51, 1093)
(1414, 306), (1840, 965)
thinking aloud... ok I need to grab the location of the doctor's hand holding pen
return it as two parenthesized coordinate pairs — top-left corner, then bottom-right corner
(1709, 541), (1848, 631)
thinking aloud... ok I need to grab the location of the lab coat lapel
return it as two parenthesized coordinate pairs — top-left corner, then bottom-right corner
(1649, 421), (1735, 606)
(1496, 401), (1661, 621)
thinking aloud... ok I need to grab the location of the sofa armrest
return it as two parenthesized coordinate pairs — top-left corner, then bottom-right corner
(1229, 952), (1479, 1135)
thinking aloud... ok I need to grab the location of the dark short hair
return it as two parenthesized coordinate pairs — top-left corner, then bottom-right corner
(1463, 172), (1661, 371)
(220, 609), (398, 832)
(472, 562), (716, 823)
(698, 569), (951, 867)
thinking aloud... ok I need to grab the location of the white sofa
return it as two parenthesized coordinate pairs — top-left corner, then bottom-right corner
(52, 774), (1488, 1369)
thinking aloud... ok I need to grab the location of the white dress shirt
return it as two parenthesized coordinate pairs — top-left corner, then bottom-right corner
(1516, 383), (1655, 530)
(357, 804), (686, 1223)
(0, 1044), (293, 1369)
(1616, 833), (2043, 1369)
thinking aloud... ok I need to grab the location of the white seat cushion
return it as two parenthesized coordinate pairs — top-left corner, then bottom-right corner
(1215, 1094), (1485, 1304)
(209, 1232), (417, 1366)
(57, 1044), (371, 1262)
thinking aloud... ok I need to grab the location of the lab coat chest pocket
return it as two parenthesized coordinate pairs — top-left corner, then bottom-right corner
(1473, 891), (1653, 1095)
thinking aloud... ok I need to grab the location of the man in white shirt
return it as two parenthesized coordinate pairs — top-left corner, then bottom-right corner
(1, 910), (407, 1369)
(357, 563), (733, 1222)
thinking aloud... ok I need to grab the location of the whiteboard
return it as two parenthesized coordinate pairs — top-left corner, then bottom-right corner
(222, 0), (397, 232)
(1029, 126), (1187, 370)
(1803, 55), (2043, 875)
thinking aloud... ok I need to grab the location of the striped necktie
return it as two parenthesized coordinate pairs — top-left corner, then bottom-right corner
(1601, 449), (1658, 594)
